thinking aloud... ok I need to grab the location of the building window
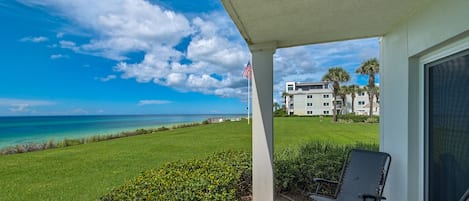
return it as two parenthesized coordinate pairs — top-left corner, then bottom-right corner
(323, 102), (329, 106)
(323, 94), (329, 98)
(358, 92), (366, 96)
(358, 101), (365, 105)
(307, 111), (313, 114)
(287, 86), (294, 91)
(307, 103), (312, 106)
(323, 111), (329, 115)
(307, 95), (312, 98)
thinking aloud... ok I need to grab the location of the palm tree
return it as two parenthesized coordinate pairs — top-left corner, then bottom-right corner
(338, 85), (349, 115)
(322, 67), (351, 122)
(273, 102), (280, 111)
(374, 86), (380, 104)
(281, 91), (290, 112)
(356, 58), (379, 117)
(348, 84), (362, 114)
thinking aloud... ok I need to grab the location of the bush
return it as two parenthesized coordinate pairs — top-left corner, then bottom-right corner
(99, 143), (379, 200)
(100, 151), (252, 201)
(274, 109), (288, 117)
(365, 117), (379, 123)
(274, 143), (379, 196)
(338, 114), (379, 123)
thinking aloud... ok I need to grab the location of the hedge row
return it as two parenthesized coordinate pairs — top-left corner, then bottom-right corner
(100, 151), (252, 201)
(274, 143), (379, 196)
(101, 143), (378, 200)
(338, 114), (380, 123)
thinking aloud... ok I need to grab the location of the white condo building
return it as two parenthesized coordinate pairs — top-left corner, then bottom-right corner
(284, 81), (379, 116)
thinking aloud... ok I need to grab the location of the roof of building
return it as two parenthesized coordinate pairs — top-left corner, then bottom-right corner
(295, 81), (329, 86)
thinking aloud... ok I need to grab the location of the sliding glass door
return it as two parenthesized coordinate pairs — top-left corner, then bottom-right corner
(426, 49), (469, 201)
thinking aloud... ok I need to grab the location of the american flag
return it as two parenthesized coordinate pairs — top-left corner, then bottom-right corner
(242, 61), (252, 79)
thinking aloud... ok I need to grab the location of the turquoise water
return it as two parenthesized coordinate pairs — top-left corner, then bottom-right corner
(0, 114), (242, 148)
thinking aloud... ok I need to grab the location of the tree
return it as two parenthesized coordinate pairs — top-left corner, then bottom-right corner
(374, 85), (380, 104)
(348, 84), (362, 114)
(281, 92), (290, 112)
(338, 85), (349, 115)
(356, 58), (379, 117)
(273, 102), (280, 111)
(322, 67), (351, 122)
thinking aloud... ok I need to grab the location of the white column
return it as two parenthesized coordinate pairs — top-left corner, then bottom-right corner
(250, 42), (276, 201)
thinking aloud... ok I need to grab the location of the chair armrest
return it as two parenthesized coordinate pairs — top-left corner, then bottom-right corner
(313, 178), (339, 185)
(358, 193), (387, 201)
(312, 178), (340, 195)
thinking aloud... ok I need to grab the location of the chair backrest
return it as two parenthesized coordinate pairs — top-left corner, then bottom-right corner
(460, 188), (469, 201)
(336, 149), (391, 201)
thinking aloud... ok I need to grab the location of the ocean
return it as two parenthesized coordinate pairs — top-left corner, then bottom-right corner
(0, 114), (243, 148)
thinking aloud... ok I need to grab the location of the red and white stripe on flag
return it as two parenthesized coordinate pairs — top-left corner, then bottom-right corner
(242, 61), (252, 79)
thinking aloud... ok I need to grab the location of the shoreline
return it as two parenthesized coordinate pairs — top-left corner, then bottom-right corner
(0, 119), (231, 155)
(0, 122), (191, 149)
(0, 114), (245, 149)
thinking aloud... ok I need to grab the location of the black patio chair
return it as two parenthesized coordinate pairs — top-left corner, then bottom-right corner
(308, 149), (391, 201)
(460, 188), (469, 201)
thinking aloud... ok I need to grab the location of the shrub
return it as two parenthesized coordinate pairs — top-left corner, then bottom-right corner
(274, 109), (288, 117)
(274, 142), (379, 196)
(157, 126), (170, 131)
(337, 119), (353, 124)
(338, 114), (379, 123)
(62, 139), (81, 147)
(172, 123), (201, 129)
(100, 151), (252, 201)
(365, 117), (379, 123)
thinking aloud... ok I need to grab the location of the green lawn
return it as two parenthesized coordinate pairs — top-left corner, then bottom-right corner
(0, 117), (378, 201)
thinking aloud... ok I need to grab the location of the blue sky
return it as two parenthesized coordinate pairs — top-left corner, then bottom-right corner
(0, 0), (379, 116)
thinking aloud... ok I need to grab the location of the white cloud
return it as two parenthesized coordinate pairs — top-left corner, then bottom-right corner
(138, 100), (172, 106)
(50, 54), (69, 59)
(22, 0), (191, 60)
(95, 75), (116, 82)
(56, 32), (64, 38)
(0, 98), (55, 113)
(0, 98), (55, 106)
(19, 0), (251, 99)
(72, 108), (89, 114)
(18, 1), (378, 101)
(113, 12), (250, 99)
(167, 73), (186, 86)
(272, 38), (379, 103)
(9, 104), (30, 112)
(20, 36), (48, 43)
(59, 40), (79, 52)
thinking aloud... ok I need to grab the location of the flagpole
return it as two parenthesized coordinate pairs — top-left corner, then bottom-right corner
(243, 61), (251, 125)
(247, 73), (250, 125)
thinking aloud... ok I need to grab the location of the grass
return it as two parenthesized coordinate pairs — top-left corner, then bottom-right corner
(0, 117), (378, 201)
(274, 117), (378, 146)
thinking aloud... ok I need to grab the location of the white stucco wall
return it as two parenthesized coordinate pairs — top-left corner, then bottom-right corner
(293, 94), (306, 115)
(380, 0), (469, 200)
(344, 93), (379, 115)
(289, 90), (335, 115)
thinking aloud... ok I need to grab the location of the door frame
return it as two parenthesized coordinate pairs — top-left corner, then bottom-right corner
(419, 36), (469, 201)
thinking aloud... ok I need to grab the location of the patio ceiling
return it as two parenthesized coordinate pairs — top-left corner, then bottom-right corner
(222, 0), (431, 48)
